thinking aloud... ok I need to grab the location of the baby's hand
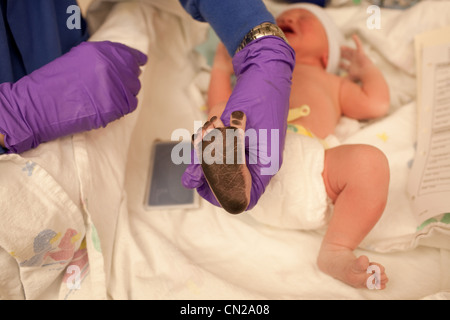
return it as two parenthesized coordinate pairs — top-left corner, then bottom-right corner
(213, 43), (234, 75)
(340, 34), (374, 82)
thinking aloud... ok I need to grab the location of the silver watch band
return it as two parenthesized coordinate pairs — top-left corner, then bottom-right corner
(235, 22), (289, 55)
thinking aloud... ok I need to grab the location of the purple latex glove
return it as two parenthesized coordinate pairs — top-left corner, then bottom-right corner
(0, 41), (147, 153)
(182, 36), (295, 211)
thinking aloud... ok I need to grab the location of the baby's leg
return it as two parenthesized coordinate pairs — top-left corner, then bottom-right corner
(318, 144), (390, 289)
(194, 111), (251, 214)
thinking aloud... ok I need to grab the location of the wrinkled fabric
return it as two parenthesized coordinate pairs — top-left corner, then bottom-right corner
(182, 36), (295, 211)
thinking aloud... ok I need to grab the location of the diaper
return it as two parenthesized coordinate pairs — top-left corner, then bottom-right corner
(248, 132), (334, 230)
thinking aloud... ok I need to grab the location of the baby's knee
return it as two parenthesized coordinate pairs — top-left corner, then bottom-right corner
(352, 145), (390, 206)
(358, 145), (389, 178)
(323, 144), (390, 201)
(342, 145), (390, 211)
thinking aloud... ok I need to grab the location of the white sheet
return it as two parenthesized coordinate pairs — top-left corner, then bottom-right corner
(115, 0), (450, 300)
(0, 0), (448, 300)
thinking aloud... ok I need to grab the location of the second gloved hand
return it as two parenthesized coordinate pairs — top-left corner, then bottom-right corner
(183, 36), (295, 211)
(0, 41), (147, 153)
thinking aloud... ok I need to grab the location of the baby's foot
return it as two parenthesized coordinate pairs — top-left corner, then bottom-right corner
(317, 244), (388, 289)
(193, 112), (251, 214)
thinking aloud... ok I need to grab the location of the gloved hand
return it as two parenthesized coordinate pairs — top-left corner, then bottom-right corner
(182, 36), (295, 211)
(0, 41), (147, 153)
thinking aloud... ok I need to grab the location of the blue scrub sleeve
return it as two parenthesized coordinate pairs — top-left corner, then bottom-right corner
(0, 0), (89, 84)
(179, 0), (275, 56)
(0, 145), (6, 155)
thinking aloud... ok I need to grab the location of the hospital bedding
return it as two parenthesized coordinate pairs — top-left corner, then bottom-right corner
(0, 0), (449, 300)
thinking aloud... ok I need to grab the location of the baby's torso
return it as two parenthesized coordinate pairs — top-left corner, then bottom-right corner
(289, 65), (342, 139)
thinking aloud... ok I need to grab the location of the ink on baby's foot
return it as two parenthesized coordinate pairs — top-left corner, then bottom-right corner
(193, 111), (252, 214)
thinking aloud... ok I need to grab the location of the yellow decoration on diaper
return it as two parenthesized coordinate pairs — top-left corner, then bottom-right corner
(287, 105), (330, 149)
(287, 105), (313, 137)
(287, 123), (315, 137)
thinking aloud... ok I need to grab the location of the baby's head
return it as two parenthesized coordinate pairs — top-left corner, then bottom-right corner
(275, 4), (343, 73)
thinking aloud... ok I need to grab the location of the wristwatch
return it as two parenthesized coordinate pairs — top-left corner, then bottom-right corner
(235, 22), (289, 55)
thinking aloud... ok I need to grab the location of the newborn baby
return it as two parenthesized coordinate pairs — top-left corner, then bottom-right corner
(197, 4), (390, 289)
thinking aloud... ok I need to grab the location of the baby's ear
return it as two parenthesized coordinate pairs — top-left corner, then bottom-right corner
(321, 52), (329, 70)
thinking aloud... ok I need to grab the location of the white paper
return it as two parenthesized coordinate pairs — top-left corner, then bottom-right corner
(408, 40), (450, 224)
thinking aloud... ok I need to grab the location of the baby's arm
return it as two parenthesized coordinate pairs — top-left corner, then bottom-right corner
(207, 43), (234, 118)
(339, 35), (390, 120)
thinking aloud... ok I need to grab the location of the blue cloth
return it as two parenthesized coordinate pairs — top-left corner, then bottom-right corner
(0, 0), (89, 84)
(0, 0), (88, 153)
(179, 0), (274, 55)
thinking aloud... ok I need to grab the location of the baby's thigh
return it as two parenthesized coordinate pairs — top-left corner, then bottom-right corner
(322, 144), (389, 202)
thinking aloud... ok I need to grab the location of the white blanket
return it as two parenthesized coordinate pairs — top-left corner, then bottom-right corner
(0, 0), (449, 300)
